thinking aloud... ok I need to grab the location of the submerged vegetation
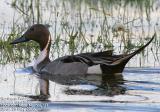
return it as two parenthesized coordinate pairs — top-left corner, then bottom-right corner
(0, 0), (159, 67)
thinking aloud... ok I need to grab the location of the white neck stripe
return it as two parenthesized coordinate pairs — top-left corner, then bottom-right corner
(33, 35), (51, 71)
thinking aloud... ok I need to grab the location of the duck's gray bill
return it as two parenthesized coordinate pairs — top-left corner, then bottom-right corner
(10, 36), (30, 44)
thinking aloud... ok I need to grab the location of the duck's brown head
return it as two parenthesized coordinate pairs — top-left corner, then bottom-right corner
(10, 24), (51, 51)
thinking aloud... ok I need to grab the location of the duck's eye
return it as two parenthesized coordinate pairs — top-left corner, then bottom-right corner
(30, 28), (34, 31)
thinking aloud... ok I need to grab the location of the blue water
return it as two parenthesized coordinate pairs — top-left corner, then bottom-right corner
(2, 66), (158, 112)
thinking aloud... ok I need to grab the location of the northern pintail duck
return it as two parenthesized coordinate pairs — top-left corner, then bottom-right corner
(10, 24), (155, 99)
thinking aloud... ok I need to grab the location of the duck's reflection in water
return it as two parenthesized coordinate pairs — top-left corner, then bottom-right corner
(11, 72), (126, 100)
(64, 73), (126, 96)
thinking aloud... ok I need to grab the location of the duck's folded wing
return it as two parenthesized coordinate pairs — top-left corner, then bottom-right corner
(59, 51), (123, 66)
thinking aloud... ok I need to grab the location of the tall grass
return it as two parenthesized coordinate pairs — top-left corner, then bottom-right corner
(0, 0), (158, 67)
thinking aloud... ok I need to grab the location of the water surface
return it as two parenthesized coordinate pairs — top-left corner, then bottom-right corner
(0, 0), (160, 111)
